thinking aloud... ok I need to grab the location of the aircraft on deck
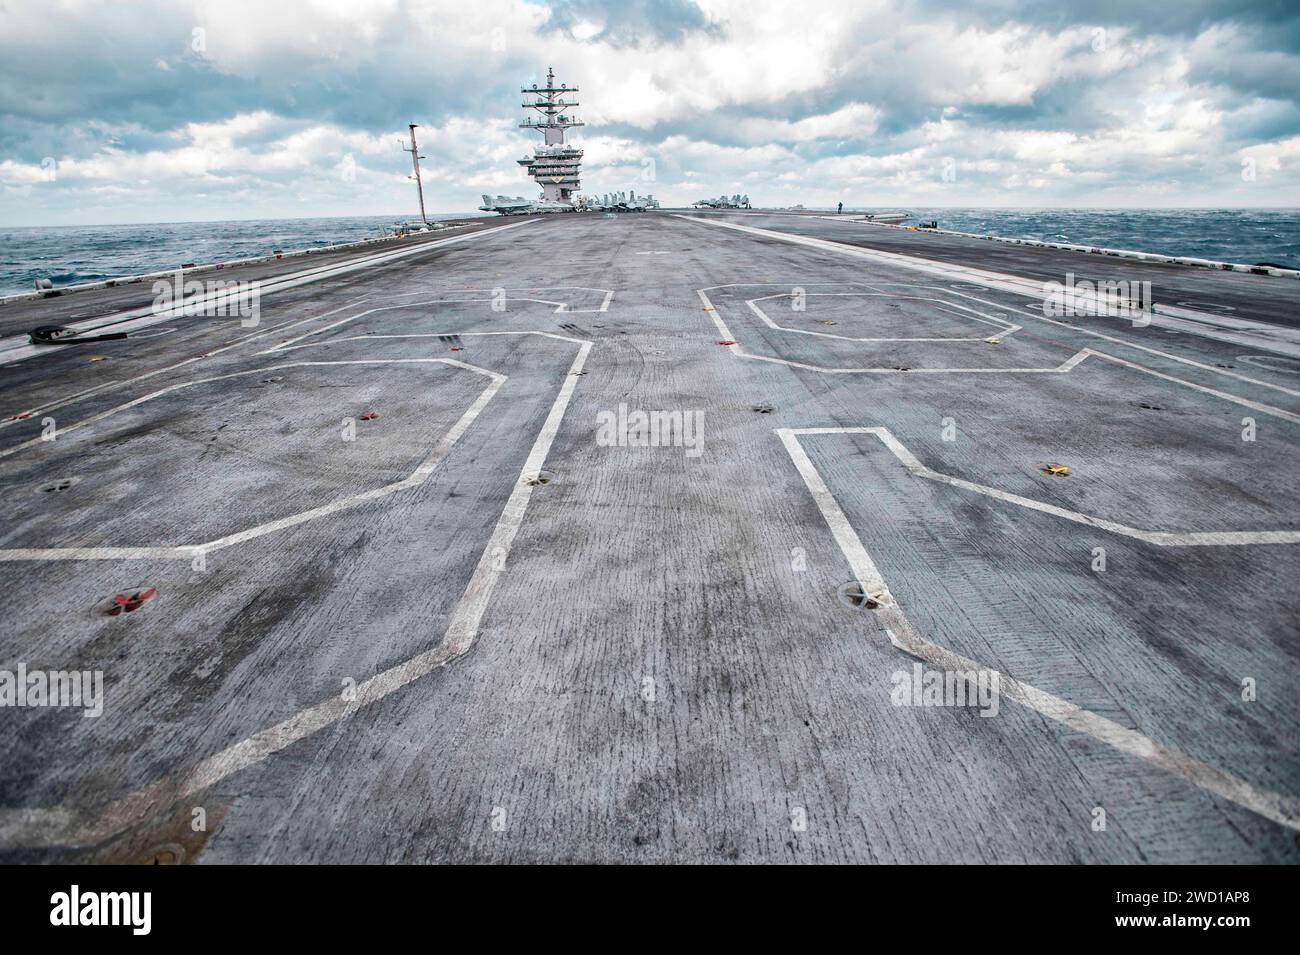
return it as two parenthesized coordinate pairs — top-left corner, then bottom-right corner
(581, 190), (660, 212)
(693, 194), (751, 209)
(478, 194), (577, 215)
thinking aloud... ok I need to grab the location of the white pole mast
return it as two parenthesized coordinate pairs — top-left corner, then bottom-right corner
(403, 124), (429, 225)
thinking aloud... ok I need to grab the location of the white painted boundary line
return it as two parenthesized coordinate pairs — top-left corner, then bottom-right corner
(263, 287), (614, 353)
(936, 283), (1300, 400)
(777, 427), (1300, 831)
(1089, 349), (1300, 425)
(0, 219), (542, 365)
(747, 289), (1021, 343)
(272, 329), (594, 354)
(708, 280), (1300, 399)
(0, 294), (374, 431)
(377, 285), (613, 313)
(698, 288), (1300, 423)
(703, 286), (1068, 373)
(0, 359), (503, 562)
(804, 426), (1300, 547)
(0, 337), (594, 848)
(678, 215), (1300, 358)
(564, 288), (615, 313)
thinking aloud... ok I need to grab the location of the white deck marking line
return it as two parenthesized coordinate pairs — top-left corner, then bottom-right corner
(374, 285), (614, 313)
(937, 284), (1300, 399)
(378, 285), (613, 314)
(700, 287), (1079, 372)
(272, 330), (592, 353)
(0, 337), (593, 848)
(798, 426), (1300, 546)
(555, 288), (615, 313)
(0, 220), (542, 365)
(264, 297), (565, 352)
(0, 295), (374, 431)
(263, 288), (614, 353)
(712, 280), (1300, 399)
(746, 291), (1022, 342)
(382, 284), (611, 298)
(843, 282), (1026, 337)
(1239, 354), (1300, 372)
(776, 428), (1300, 831)
(699, 288), (1300, 422)
(438, 339), (592, 656)
(679, 215), (1300, 358)
(0, 359), (503, 562)
(1089, 350), (1300, 425)
(734, 348), (1090, 374)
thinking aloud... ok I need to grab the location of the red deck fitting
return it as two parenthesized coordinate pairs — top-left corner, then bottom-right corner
(106, 587), (157, 615)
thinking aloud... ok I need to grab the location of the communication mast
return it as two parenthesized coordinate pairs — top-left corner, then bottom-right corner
(403, 124), (429, 224)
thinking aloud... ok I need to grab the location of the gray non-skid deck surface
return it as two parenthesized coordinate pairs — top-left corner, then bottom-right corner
(0, 213), (1296, 863)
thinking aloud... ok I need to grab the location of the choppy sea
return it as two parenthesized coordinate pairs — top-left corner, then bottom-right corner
(896, 207), (1300, 268)
(0, 213), (487, 298)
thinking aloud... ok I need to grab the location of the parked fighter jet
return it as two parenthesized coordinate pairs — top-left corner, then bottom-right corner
(478, 194), (576, 215)
(693, 194), (751, 209)
(580, 190), (661, 212)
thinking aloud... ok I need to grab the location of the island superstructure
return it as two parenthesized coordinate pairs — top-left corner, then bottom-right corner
(478, 69), (662, 215)
(519, 67), (584, 204)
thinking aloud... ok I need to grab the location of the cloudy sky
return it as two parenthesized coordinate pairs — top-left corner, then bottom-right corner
(2, 0), (1298, 224)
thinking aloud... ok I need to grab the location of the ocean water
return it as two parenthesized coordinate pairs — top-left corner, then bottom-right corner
(1, 208), (1297, 298)
(859, 207), (1300, 268)
(0, 213), (490, 298)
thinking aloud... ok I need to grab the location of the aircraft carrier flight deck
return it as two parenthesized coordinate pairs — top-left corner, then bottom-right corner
(1, 209), (1298, 864)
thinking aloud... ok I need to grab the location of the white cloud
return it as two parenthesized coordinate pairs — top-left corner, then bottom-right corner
(1, 0), (1298, 223)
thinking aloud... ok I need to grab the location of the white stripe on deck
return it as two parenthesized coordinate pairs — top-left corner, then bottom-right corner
(746, 290), (1021, 342)
(696, 289), (1300, 423)
(0, 359), (503, 564)
(264, 287), (614, 352)
(0, 295), (374, 431)
(790, 426), (1300, 546)
(776, 427), (1300, 831)
(700, 281), (1300, 398)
